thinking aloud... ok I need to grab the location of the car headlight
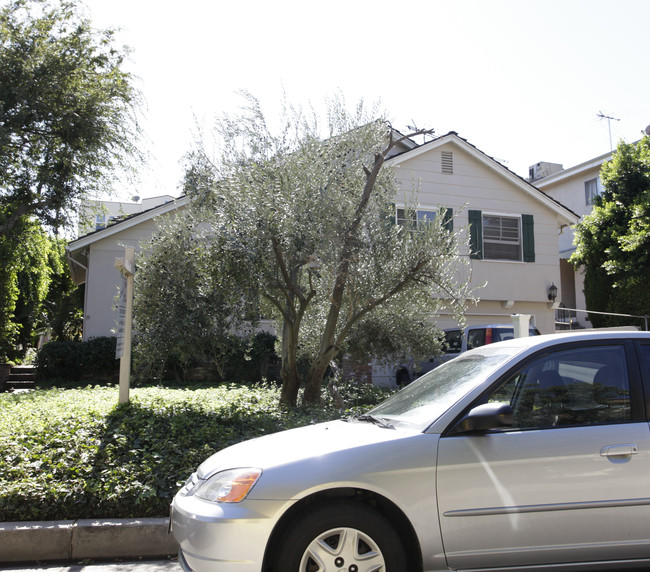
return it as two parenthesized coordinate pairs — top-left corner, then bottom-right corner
(193, 468), (262, 503)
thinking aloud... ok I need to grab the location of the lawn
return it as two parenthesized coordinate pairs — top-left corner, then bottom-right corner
(0, 382), (393, 522)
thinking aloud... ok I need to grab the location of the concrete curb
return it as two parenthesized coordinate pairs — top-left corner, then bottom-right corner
(0, 518), (178, 564)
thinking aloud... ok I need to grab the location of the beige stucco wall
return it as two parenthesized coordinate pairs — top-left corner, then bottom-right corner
(537, 163), (601, 257)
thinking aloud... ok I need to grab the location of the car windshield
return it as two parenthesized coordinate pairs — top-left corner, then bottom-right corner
(368, 345), (523, 431)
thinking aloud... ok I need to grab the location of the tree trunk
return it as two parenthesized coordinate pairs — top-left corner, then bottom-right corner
(279, 318), (302, 407)
(303, 348), (338, 404)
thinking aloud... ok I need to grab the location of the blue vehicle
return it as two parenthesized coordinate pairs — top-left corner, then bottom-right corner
(396, 323), (541, 385)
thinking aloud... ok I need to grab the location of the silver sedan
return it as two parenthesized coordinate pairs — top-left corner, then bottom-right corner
(170, 331), (650, 571)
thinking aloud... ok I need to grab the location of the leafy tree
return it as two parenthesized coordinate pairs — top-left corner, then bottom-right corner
(10, 221), (53, 357)
(0, 0), (142, 237)
(133, 208), (259, 381)
(155, 94), (473, 406)
(41, 239), (83, 342)
(0, 219), (51, 361)
(571, 135), (650, 328)
(0, 225), (21, 361)
(0, 218), (81, 362)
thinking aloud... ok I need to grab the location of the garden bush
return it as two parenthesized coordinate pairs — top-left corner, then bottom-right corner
(134, 331), (281, 384)
(0, 381), (395, 521)
(35, 337), (119, 382)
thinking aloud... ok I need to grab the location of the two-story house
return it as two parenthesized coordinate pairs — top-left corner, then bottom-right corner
(67, 132), (578, 383)
(389, 133), (577, 330)
(531, 151), (613, 329)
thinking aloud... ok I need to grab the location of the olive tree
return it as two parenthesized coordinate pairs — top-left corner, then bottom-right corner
(165, 95), (473, 406)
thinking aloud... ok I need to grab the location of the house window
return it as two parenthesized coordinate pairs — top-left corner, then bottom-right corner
(483, 215), (521, 261)
(396, 208), (437, 230)
(95, 214), (108, 230)
(585, 178), (603, 205)
(469, 210), (535, 262)
(441, 151), (454, 174)
(94, 214), (115, 231)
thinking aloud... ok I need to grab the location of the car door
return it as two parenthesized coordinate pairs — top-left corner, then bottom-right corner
(436, 340), (650, 569)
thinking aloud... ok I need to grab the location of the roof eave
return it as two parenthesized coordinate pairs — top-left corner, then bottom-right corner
(387, 132), (579, 225)
(67, 196), (187, 253)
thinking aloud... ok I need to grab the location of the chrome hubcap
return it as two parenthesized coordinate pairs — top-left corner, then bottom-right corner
(299, 526), (385, 572)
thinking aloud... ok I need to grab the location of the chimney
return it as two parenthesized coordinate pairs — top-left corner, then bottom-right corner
(528, 161), (563, 182)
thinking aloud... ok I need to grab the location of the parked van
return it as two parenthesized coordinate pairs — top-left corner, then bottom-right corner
(396, 323), (541, 385)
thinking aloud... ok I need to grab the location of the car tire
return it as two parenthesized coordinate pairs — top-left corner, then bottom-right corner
(272, 501), (408, 572)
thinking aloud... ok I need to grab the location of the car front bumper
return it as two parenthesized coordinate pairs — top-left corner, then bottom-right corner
(170, 493), (292, 572)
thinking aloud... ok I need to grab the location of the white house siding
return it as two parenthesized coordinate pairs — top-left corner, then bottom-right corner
(392, 140), (569, 336)
(82, 219), (161, 340)
(68, 199), (186, 341)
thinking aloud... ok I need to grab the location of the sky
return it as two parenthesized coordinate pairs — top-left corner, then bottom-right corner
(82, 0), (650, 202)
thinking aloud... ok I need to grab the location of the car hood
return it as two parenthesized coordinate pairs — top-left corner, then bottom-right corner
(197, 419), (420, 479)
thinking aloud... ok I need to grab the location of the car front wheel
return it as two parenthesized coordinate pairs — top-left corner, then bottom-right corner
(272, 501), (407, 572)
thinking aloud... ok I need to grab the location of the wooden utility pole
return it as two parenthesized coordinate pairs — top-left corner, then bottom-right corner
(115, 246), (135, 404)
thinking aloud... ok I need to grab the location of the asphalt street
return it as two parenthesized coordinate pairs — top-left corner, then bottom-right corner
(0, 560), (181, 572)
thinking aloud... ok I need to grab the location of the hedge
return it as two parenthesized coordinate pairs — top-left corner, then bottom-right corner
(0, 382), (395, 521)
(35, 337), (119, 382)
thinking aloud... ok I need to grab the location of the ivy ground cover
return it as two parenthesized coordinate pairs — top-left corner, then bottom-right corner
(0, 383), (392, 521)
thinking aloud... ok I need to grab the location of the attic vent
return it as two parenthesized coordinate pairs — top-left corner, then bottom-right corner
(441, 151), (454, 174)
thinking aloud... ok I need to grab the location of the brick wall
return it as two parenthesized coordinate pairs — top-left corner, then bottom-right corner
(341, 355), (372, 385)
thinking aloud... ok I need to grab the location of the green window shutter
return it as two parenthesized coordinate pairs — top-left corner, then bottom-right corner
(468, 210), (483, 259)
(442, 207), (453, 232)
(522, 214), (535, 262)
(384, 204), (397, 226)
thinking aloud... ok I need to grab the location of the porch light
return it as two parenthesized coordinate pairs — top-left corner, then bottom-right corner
(547, 283), (558, 302)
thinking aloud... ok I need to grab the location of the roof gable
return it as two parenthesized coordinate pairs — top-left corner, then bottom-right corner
(388, 132), (579, 224)
(68, 196), (188, 253)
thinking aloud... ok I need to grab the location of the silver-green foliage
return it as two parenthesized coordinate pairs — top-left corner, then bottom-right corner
(134, 208), (257, 379)
(142, 94), (474, 404)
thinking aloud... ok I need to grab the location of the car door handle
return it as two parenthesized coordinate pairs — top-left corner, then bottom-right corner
(600, 444), (638, 457)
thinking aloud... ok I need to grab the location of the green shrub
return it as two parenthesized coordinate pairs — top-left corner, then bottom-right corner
(220, 331), (281, 383)
(134, 332), (280, 384)
(35, 337), (119, 382)
(0, 382), (395, 521)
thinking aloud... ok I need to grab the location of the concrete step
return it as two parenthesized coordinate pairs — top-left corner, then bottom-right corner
(5, 365), (36, 390)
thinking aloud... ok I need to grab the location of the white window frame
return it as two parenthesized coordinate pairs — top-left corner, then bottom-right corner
(396, 206), (438, 230)
(482, 212), (522, 262)
(585, 177), (603, 205)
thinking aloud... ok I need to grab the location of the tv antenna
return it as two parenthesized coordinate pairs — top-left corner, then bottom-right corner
(407, 121), (435, 144)
(597, 111), (620, 150)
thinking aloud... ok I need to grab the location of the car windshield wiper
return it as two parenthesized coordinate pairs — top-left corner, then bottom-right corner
(352, 414), (395, 429)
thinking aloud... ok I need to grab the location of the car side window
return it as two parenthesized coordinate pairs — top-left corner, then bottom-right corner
(467, 329), (485, 350)
(486, 345), (631, 429)
(444, 330), (462, 354)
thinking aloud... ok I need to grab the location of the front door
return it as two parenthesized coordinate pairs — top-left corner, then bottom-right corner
(436, 342), (650, 569)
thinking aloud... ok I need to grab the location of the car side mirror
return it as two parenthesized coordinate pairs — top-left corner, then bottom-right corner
(449, 402), (513, 434)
